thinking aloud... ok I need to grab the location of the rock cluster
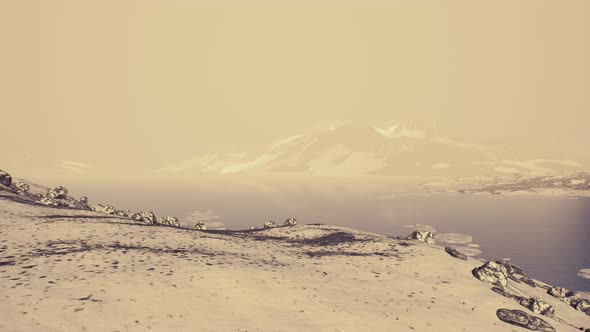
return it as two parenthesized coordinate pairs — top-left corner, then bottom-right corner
(0, 169), (12, 187)
(15, 182), (30, 193)
(284, 217), (297, 226)
(134, 211), (158, 224)
(492, 287), (555, 318)
(496, 308), (555, 332)
(192, 221), (207, 230)
(472, 261), (508, 288)
(163, 216), (180, 227)
(102, 205), (116, 214)
(406, 230), (435, 244)
(264, 221), (277, 229)
(47, 186), (68, 199)
(547, 286), (590, 315)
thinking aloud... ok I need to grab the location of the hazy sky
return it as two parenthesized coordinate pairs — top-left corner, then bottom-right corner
(2, 0), (590, 180)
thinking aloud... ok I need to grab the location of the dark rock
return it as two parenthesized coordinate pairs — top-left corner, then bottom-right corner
(472, 261), (508, 288)
(444, 247), (467, 260)
(521, 276), (537, 287)
(496, 308), (555, 332)
(79, 196), (89, 205)
(0, 170), (12, 187)
(47, 186), (68, 199)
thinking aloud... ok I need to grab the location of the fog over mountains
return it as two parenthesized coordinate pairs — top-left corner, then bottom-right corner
(158, 124), (587, 178)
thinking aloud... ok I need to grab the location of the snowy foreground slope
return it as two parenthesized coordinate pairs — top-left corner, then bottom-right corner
(1, 197), (590, 331)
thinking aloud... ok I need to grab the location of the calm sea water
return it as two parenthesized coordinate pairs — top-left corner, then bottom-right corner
(72, 181), (590, 291)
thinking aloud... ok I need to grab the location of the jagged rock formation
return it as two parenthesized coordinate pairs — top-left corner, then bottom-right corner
(0, 169), (12, 187)
(444, 247), (467, 260)
(47, 186), (68, 199)
(192, 221), (207, 230)
(496, 308), (555, 332)
(406, 230), (435, 244)
(472, 261), (508, 288)
(284, 217), (297, 226)
(264, 221), (277, 229)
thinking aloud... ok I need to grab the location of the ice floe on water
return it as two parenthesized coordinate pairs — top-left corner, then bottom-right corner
(578, 269), (590, 280)
(436, 233), (473, 244)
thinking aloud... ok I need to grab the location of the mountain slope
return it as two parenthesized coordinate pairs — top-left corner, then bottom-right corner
(157, 124), (586, 177)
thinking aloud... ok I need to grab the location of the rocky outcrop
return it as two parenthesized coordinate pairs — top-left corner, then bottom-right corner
(284, 217), (297, 226)
(102, 205), (116, 214)
(496, 308), (555, 332)
(138, 211), (157, 225)
(0, 170), (12, 187)
(406, 230), (435, 244)
(192, 221), (207, 230)
(37, 196), (65, 207)
(520, 298), (555, 318)
(546, 286), (590, 316)
(444, 247), (467, 260)
(47, 186), (68, 199)
(15, 182), (30, 193)
(163, 217), (180, 227)
(472, 261), (508, 288)
(264, 221), (277, 229)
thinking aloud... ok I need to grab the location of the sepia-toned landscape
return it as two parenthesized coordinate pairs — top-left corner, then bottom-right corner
(2, 0), (590, 331)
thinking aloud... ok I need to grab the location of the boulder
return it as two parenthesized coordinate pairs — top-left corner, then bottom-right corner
(547, 287), (580, 305)
(130, 213), (143, 222)
(15, 182), (30, 193)
(284, 217), (297, 226)
(138, 211), (157, 224)
(0, 170), (12, 187)
(102, 205), (116, 214)
(444, 247), (467, 260)
(573, 298), (590, 315)
(518, 298), (555, 318)
(79, 196), (89, 205)
(164, 216), (180, 227)
(496, 308), (555, 332)
(547, 286), (575, 298)
(472, 261), (508, 288)
(263, 221), (277, 229)
(406, 230), (435, 244)
(192, 221), (207, 231)
(47, 186), (68, 199)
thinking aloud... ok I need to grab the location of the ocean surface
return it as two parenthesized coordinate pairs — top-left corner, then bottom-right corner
(73, 181), (590, 291)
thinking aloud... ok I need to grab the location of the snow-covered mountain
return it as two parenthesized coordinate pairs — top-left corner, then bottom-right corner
(157, 124), (587, 177)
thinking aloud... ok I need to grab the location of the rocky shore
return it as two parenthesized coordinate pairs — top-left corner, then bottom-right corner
(1, 169), (589, 331)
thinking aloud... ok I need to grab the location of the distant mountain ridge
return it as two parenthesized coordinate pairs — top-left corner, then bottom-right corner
(157, 124), (587, 177)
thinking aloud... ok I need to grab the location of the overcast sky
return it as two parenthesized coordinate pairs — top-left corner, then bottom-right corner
(2, 0), (589, 180)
